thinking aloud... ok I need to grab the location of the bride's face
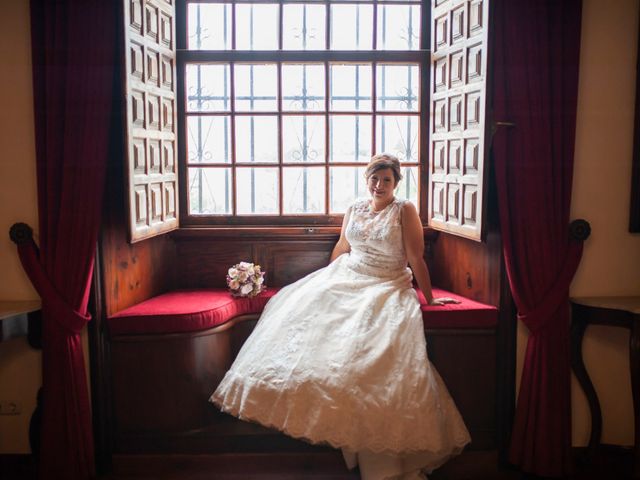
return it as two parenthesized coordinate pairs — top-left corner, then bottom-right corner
(367, 168), (397, 204)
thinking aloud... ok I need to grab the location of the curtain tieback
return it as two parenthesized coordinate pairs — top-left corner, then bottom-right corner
(10, 223), (91, 334)
(517, 241), (584, 333)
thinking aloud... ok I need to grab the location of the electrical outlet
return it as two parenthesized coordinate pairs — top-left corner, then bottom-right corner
(0, 401), (21, 415)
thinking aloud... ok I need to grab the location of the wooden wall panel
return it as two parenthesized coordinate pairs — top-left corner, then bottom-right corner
(100, 119), (176, 317)
(429, 229), (501, 307)
(173, 233), (337, 290)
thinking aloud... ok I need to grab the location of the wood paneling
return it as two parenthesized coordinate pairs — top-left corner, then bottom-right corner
(174, 232), (337, 289)
(429, 0), (491, 241)
(109, 315), (497, 453)
(122, 0), (179, 242)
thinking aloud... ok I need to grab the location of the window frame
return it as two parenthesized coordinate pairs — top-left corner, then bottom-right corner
(175, 0), (431, 228)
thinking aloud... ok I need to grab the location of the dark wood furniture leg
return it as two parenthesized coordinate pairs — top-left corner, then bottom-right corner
(570, 304), (602, 461)
(631, 317), (640, 477)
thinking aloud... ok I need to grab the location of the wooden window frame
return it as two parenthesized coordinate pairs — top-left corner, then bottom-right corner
(175, 0), (431, 228)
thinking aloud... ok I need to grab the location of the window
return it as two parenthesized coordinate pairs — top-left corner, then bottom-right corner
(177, 0), (427, 226)
(122, 0), (490, 241)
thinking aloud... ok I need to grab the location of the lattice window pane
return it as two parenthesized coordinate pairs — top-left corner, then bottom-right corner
(186, 64), (230, 112)
(236, 167), (279, 214)
(187, 3), (232, 50)
(187, 116), (231, 164)
(236, 4), (279, 50)
(377, 4), (421, 51)
(376, 64), (419, 111)
(234, 64), (278, 111)
(283, 167), (326, 214)
(329, 115), (372, 163)
(235, 116), (279, 163)
(188, 167), (232, 214)
(283, 4), (326, 50)
(282, 115), (326, 163)
(376, 115), (419, 162)
(330, 64), (372, 111)
(330, 4), (373, 50)
(282, 64), (325, 112)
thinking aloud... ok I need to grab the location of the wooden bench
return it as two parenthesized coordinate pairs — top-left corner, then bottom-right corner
(106, 287), (498, 454)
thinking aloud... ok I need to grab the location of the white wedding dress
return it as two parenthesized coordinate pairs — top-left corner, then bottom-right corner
(210, 198), (471, 479)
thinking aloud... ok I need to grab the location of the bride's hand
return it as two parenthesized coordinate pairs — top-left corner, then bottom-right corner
(428, 297), (460, 306)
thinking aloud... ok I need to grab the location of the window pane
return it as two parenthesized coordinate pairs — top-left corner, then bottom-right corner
(235, 116), (279, 163)
(187, 116), (231, 164)
(395, 166), (419, 208)
(377, 5), (421, 51)
(187, 3), (232, 50)
(283, 167), (325, 214)
(235, 64), (278, 111)
(236, 167), (279, 214)
(330, 64), (372, 111)
(329, 166), (367, 213)
(188, 167), (232, 214)
(236, 4), (279, 50)
(186, 64), (230, 112)
(376, 64), (419, 111)
(283, 115), (326, 163)
(330, 4), (373, 50)
(376, 115), (419, 162)
(283, 4), (326, 50)
(282, 64), (325, 111)
(329, 115), (372, 163)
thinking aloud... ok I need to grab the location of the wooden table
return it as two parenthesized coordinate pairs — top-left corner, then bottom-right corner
(570, 296), (640, 477)
(0, 300), (41, 342)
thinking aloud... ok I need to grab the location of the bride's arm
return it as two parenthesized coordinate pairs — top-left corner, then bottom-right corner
(330, 206), (352, 262)
(401, 202), (458, 306)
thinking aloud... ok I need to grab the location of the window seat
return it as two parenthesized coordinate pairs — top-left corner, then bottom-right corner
(107, 287), (497, 336)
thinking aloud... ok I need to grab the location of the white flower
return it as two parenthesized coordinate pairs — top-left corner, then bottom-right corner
(229, 279), (240, 290)
(238, 271), (249, 282)
(240, 283), (254, 295)
(228, 267), (238, 278)
(239, 261), (252, 270)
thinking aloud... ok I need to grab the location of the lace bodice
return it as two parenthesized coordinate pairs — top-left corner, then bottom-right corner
(345, 197), (409, 277)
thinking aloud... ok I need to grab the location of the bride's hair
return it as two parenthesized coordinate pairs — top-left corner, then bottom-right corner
(365, 154), (403, 185)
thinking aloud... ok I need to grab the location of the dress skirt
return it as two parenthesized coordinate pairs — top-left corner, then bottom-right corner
(210, 253), (470, 478)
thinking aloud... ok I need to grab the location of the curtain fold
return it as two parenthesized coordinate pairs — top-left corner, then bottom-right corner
(20, 1), (117, 478)
(492, 0), (584, 476)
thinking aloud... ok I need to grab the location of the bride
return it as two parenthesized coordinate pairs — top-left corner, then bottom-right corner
(210, 154), (470, 479)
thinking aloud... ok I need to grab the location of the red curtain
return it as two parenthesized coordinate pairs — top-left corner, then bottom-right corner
(14, 1), (116, 478)
(493, 0), (584, 476)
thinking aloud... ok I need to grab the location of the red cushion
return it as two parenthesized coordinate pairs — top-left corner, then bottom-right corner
(108, 286), (497, 336)
(108, 288), (278, 336)
(417, 288), (498, 329)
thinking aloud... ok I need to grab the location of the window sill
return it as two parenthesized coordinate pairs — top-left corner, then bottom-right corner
(171, 225), (439, 241)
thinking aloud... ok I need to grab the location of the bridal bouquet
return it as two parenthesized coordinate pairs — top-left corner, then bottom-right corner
(227, 262), (265, 297)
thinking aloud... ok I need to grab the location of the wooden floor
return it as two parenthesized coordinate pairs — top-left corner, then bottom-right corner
(3, 447), (636, 479)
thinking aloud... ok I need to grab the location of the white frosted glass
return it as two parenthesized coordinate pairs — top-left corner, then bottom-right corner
(329, 115), (372, 163)
(187, 116), (232, 164)
(235, 116), (279, 163)
(186, 64), (230, 112)
(236, 167), (279, 214)
(376, 115), (419, 162)
(236, 4), (279, 50)
(187, 4), (232, 50)
(376, 64), (420, 111)
(282, 115), (326, 163)
(283, 167), (326, 214)
(188, 168), (232, 214)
